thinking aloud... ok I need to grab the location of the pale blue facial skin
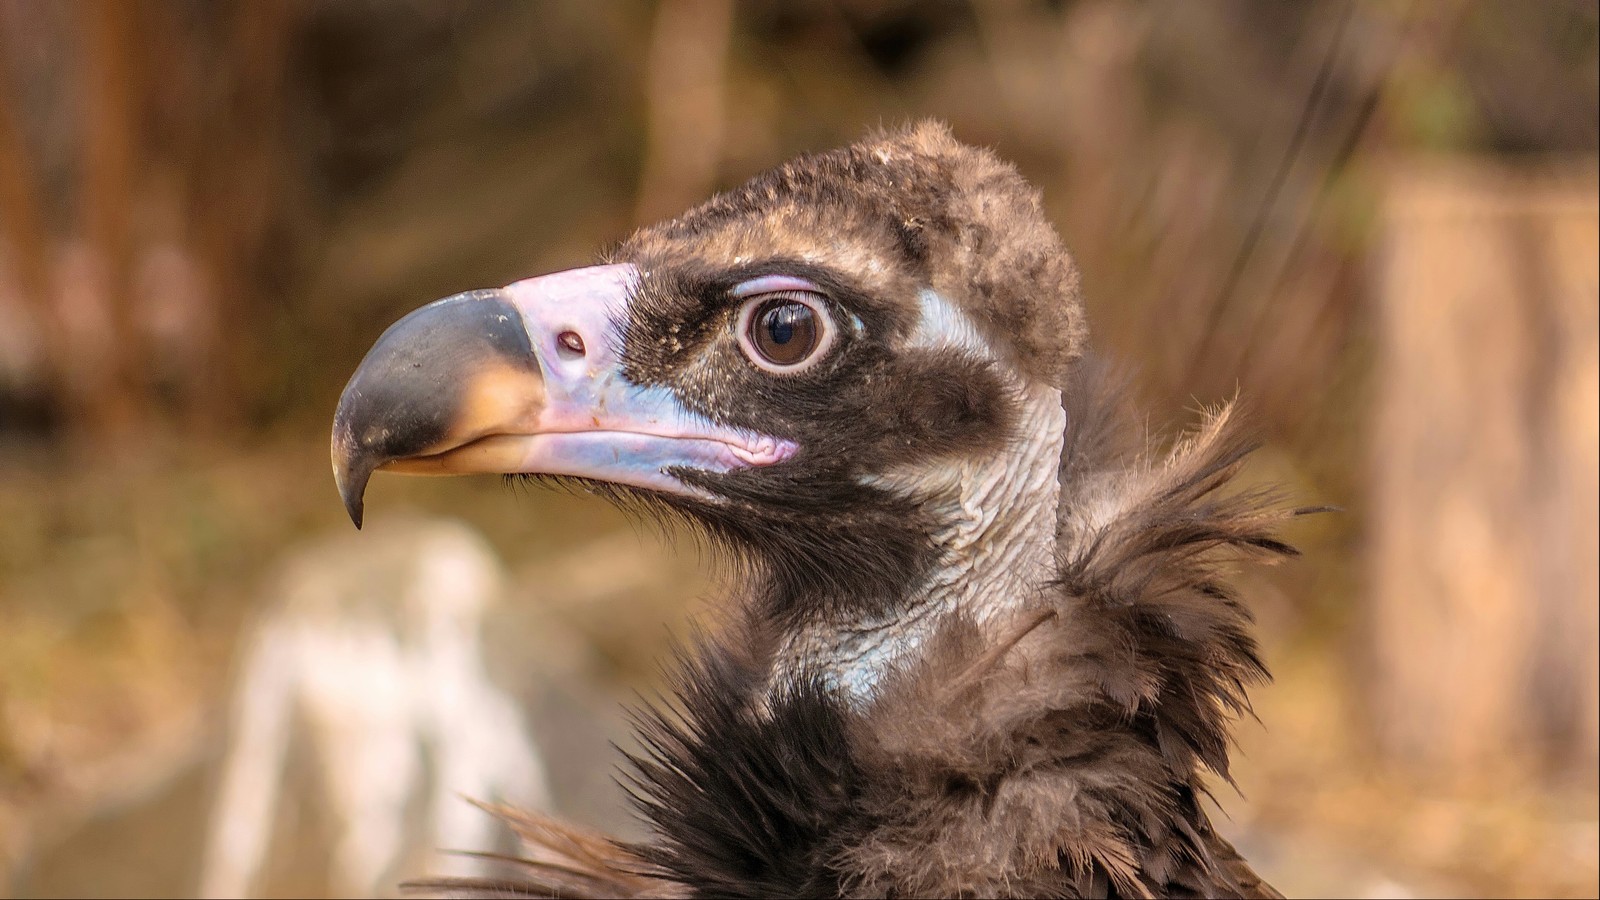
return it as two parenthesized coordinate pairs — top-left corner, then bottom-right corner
(489, 264), (795, 497)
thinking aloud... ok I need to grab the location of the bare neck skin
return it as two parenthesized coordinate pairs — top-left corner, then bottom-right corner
(775, 380), (1066, 700)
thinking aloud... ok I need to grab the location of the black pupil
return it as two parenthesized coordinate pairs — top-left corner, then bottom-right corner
(753, 300), (818, 365)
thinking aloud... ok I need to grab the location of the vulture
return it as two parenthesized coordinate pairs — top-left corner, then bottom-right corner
(331, 122), (1302, 899)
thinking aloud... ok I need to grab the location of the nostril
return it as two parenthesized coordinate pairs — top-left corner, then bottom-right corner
(556, 330), (586, 359)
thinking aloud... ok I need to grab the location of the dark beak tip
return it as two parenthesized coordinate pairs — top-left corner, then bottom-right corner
(331, 428), (375, 531)
(331, 286), (537, 530)
(337, 470), (370, 530)
(344, 491), (366, 530)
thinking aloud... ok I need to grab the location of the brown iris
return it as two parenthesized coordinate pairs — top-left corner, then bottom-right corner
(747, 297), (821, 367)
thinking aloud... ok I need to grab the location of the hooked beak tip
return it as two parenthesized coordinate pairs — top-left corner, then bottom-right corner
(344, 491), (366, 531)
(329, 286), (539, 529)
(331, 438), (373, 530)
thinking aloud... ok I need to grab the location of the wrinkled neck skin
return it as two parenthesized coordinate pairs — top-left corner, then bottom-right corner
(774, 380), (1066, 701)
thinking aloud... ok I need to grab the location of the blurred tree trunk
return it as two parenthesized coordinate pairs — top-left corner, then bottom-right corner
(181, 0), (298, 431)
(77, 0), (144, 436)
(1367, 157), (1600, 785)
(634, 0), (732, 226)
(0, 0), (298, 440)
(0, 17), (67, 408)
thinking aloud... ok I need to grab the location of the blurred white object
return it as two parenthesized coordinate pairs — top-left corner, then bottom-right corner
(199, 518), (551, 899)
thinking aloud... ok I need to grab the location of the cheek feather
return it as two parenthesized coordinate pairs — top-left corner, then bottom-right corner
(881, 355), (1011, 456)
(906, 289), (991, 357)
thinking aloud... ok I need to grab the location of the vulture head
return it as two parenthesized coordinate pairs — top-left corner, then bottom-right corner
(332, 122), (1297, 898)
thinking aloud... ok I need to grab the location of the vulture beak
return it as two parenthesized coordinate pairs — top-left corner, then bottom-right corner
(331, 263), (794, 528)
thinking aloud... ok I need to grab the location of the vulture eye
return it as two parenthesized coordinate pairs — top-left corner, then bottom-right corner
(736, 292), (835, 373)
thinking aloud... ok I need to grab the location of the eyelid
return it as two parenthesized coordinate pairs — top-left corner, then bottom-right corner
(731, 275), (822, 298)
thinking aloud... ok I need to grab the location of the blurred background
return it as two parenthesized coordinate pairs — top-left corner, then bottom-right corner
(0, 1), (1595, 897)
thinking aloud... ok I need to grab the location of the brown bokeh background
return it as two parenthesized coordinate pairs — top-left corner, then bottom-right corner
(0, 1), (1595, 897)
